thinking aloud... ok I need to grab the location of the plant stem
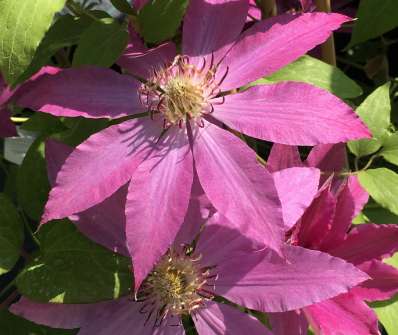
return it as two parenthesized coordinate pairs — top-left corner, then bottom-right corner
(259, 0), (277, 18)
(0, 290), (19, 310)
(19, 210), (40, 247)
(315, 0), (336, 66)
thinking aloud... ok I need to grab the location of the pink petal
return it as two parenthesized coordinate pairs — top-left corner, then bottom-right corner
(132, 0), (149, 10)
(219, 13), (351, 90)
(305, 143), (347, 172)
(247, 0), (262, 21)
(0, 108), (17, 137)
(269, 310), (308, 335)
(193, 301), (272, 335)
(213, 245), (368, 312)
(273, 167), (320, 230)
(293, 187), (336, 249)
(214, 82), (370, 145)
(15, 67), (145, 119)
(267, 144), (303, 172)
(192, 121), (284, 254)
(320, 176), (369, 250)
(351, 260), (398, 302)
(10, 297), (113, 329)
(304, 293), (380, 335)
(330, 224), (398, 265)
(174, 171), (216, 246)
(182, 0), (249, 67)
(118, 42), (176, 79)
(42, 118), (162, 223)
(126, 127), (194, 291)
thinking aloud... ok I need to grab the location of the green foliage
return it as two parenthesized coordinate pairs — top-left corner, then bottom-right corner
(358, 168), (398, 216)
(349, 0), (398, 47)
(16, 137), (49, 221)
(253, 55), (363, 99)
(16, 220), (132, 304)
(0, 0), (67, 85)
(73, 18), (128, 67)
(380, 132), (398, 166)
(348, 83), (391, 157)
(110, 0), (136, 15)
(0, 193), (24, 275)
(0, 310), (77, 335)
(137, 0), (189, 43)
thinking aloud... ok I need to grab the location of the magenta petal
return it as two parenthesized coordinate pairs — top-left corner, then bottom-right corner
(330, 224), (398, 265)
(192, 121), (284, 254)
(273, 167), (320, 230)
(213, 245), (368, 313)
(42, 118), (162, 223)
(182, 0), (249, 67)
(10, 297), (111, 329)
(118, 42), (176, 79)
(320, 176), (369, 250)
(126, 128), (194, 291)
(304, 294), (380, 335)
(0, 108), (17, 137)
(267, 144), (303, 172)
(351, 260), (398, 302)
(269, 311), (308, 335)
(214, 83), (370, 145)
(193, 301), (272, 335)
(220, 13), (351, 90)
(305, 143), (347, 172)
(16, 67), (145, 119)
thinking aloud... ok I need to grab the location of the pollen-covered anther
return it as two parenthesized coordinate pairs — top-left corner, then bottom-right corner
(140, 55), (224, 128)
(138, 250), (214, 321)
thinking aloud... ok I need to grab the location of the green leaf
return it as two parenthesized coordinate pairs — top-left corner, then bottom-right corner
(73, 18), (128, 67)
(17, 220), (132, 303)
(348, 83), (391, 157)
(0, 0), (67, 85)
(254, 55), (363, 99)
(0, 193), (24, 275)
(358, 168), (398, 216)
(362, 206), (398, 225)
(21, 113), (66, 136)
(16, 137), (49, 221)
(349, 0), (398, 47)
(17, 14), (93, 83)
(380, 132), (398, 166)
(372, 254), (398, 335)
(0, 310), (77, 335)
(110, 0), (136, 15)
(138, 0), (189, 43)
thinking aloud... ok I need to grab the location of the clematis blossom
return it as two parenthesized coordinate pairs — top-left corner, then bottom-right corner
(268, 145), (398, 335)
(10, 142), (369, 334)
(16, 0), (370, 290)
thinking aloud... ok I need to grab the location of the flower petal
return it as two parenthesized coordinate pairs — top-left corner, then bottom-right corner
(351, 260), (398, 302)
(118, 42), (176, 79)
(214, 82), (370, 145)
(320, 176), (369, 251)
(304, 293), (380, 335)
(0, 108), (17, 137)
(269, 311), (308, 335)
(15, 67), (145, 119)
(330, 224), (398, 265)
(267, 144), (303, 172)
(126, 127), (194, 291)
(42, 118), (162, 223)
(273, 167), (320, 230)
(193, 301), (272, 335)
(213, 245), (368, 312)
(183, 0), (248, 67)
(192, 121), (284, 254)
(219, 13), (351, 90)
(305, 143), (347, 173)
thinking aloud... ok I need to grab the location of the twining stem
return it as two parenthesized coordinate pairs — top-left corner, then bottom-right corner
(315, 0), (337, 66)
(0, 290), (19, 310)
(258, 0), (277, 18)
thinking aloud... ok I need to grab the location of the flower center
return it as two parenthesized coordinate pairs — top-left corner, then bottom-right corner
(137, 250), (215, 322)
(140, 55), (228, 128)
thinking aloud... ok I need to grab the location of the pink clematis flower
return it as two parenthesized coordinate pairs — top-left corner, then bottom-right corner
(0, 76), (19, 137)
(16, 0), (370, 290)
(11, 142), (369, 334)
(267, 146), (398, 335)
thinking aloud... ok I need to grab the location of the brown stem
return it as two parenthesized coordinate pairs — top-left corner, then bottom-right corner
(315, 0), (336, 66)
(0, 290), (19, 310)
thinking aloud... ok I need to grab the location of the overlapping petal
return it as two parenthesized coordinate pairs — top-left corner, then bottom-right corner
(191, 121), (284, 254)
(0, 108), (17, 137)
(213, 82), (370, 145)
(267, 144), (303, 172)
(269, 311), (308, 335)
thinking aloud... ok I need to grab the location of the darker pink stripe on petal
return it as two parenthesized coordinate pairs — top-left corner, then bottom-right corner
(267, 144), (303, 172)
